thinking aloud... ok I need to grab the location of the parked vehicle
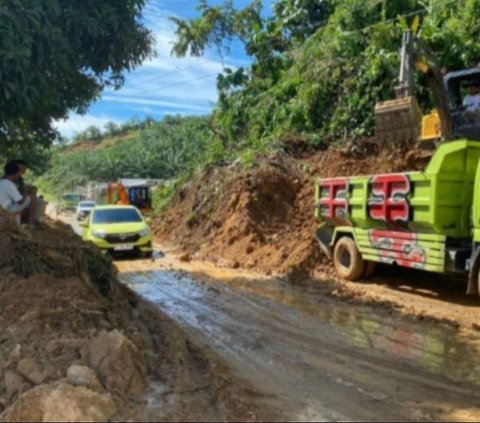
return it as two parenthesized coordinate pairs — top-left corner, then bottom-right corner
(81, 205), (153, 258)
(61, 193), (86, 212)
(107, 179), (158, 215)
(76, 200), (96, 221)
(315, 140), (480, 294)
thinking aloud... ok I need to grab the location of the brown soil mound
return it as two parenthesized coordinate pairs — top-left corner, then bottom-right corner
(0, 221), (272, 421)
(0, 222), (148, 420)
(154, 141), (431, 280)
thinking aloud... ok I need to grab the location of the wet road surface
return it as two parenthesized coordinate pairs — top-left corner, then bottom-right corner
(119, 264), (480, 421)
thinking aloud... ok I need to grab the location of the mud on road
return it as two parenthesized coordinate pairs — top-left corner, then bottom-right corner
(118, 257), (480, 422)
(0, 219), (274, 422)
(150, 142), (480, 334)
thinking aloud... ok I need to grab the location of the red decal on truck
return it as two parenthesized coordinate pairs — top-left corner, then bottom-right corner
(369, 230), (426, 269)
(319, 178), (349, 220)
(368, 174), (410, 222)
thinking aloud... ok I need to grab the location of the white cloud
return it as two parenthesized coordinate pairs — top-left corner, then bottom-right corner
(101, 95), (212, 112)
(56, 1), (251, 140)
(53, 114), (122, 139)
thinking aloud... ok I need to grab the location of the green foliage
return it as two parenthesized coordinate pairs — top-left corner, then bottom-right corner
(152, 179), (181, 214)
(37, 115), (213, 197)
(0, 0), (154, 153)
(172, 0), (480, 147)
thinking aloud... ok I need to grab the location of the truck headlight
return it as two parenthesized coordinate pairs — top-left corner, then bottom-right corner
(139, 228), (150, 237)
(92, 230), (106, 239)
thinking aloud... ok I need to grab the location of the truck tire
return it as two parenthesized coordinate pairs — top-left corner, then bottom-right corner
(363, 261), (377, 278)
(333, 236), (365, 281)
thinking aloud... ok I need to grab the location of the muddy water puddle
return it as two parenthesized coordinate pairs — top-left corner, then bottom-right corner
(120, 267), (480, 421)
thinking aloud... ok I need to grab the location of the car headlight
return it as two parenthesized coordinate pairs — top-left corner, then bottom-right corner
(92, 230), (106, 239)
(139, 227), (150, 237)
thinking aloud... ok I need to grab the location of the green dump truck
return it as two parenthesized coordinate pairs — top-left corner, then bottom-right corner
(315, 140), (480, 295)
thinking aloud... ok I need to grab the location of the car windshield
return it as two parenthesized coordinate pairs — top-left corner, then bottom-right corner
(63, 194), (84, 202)
(92, 208), (143, 224)
(79, 202), (96, 208)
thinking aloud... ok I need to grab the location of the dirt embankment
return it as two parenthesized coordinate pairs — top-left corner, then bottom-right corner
(0, 221), (269, 421)
(152, 140), (480, 332)
(154, 139), (430, 281)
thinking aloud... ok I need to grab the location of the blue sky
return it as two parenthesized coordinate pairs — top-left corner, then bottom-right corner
(55, 0), (270, 139)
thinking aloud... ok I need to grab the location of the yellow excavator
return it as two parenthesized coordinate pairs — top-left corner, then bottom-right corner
(374, 30), (480, 147)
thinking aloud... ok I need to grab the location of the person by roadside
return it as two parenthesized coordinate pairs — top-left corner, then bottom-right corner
(8, 159), (38, 226)
(34, 191), (48, 225)
(0, 162), (31, 223)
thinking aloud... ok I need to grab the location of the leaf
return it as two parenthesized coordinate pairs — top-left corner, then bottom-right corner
(411, 15), (420, 34)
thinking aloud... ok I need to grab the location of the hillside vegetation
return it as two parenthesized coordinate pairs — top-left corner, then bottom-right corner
(36, 0), (480, 209)
(172, 0), (480, 147)
(35, 115), (215, 199)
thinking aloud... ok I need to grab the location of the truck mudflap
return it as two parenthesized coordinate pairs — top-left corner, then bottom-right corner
(353, 228), (446, 273)
(467, 246), (480, 295)
(315, 223), (334, 259)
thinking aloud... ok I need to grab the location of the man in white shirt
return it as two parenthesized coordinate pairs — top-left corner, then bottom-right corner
(463, 83), (480, 111)
(0, 162), (31, 214)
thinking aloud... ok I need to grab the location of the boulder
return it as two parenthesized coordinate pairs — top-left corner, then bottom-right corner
(0, 382), (117, 422)
(66, 365), (102, 390)
(16, 358), (51, 385)
(86, 330), (145, 397)
(4, 371), (24, 399)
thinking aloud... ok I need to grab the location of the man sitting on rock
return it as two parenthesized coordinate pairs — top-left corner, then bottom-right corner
(0, 162), (31, 225)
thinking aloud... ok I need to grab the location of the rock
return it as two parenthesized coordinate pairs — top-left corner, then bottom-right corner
(16, 358), (50, 385)
(6, 344), (22, 366)
(87, 330), (145, 397)
(179, 253), (191, 262)
(4, 371), (24, 398)
(0, 382), (117, 422)
(67, 365), (102, 389)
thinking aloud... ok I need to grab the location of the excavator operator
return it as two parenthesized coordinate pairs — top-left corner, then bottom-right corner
(463, 83), (480, 111)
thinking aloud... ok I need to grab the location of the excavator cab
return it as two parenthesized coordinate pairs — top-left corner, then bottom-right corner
(444, 68), (480, 140)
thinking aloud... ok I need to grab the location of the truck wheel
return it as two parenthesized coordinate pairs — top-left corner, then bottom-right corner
(363, 261), (377, 278)
(333, 236), (365, 281)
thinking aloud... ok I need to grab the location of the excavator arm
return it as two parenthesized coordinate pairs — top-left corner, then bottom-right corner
(375, 30), (453, 145)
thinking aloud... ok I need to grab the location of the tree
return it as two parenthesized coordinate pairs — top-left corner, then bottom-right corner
(85, 125), (102, 142)
(172, 0), (480, 147)
(104, 121), (120, 138)
(0, 0), (154, 154)
(273, 0), (334, 41)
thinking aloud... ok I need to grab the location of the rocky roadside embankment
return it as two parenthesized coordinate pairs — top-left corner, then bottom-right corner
(0, 220), (268, 421)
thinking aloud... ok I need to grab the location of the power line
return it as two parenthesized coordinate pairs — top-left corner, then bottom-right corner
(124, 58), (212, 89)
(121, 0), (461, 98)
(131, 73), (218, 96)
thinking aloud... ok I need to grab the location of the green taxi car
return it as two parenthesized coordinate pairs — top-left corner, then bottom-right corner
(81, 205), (153, 257)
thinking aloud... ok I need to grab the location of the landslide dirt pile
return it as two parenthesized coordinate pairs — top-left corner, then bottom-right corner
(154, 140), (431, 279)
(0, 222), (148, 421)
(0, 221), (271, 421)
